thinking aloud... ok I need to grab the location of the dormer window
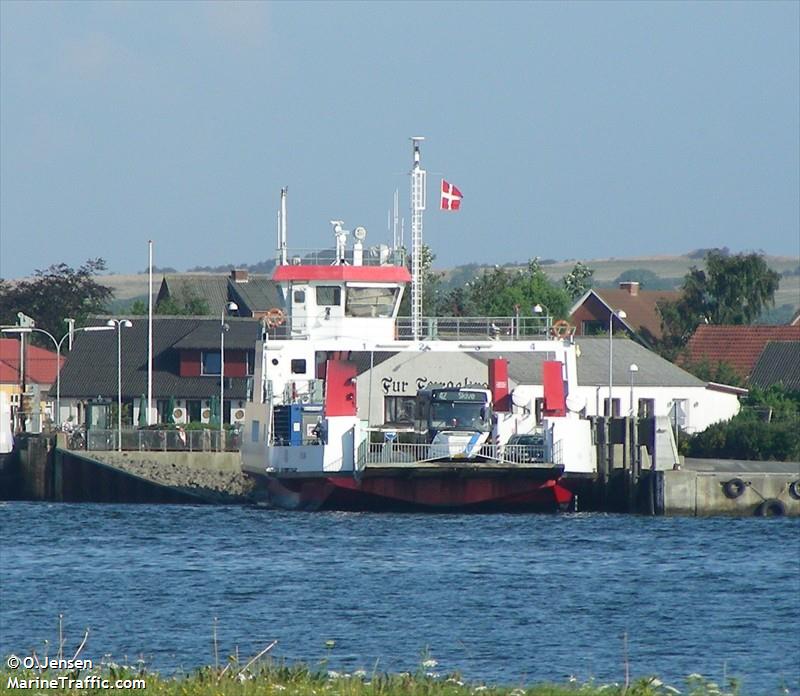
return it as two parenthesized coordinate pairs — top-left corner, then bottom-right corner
(316, 286), (341, 306)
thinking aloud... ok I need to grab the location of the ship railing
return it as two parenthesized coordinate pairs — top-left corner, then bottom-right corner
(264, 315), (554, 341)
(356, 441), (553, 467)
(64, 428), (241, 453)
(551, 439), (564, 466)
(394, 316), (552, 340)
(277, 247), (406, 267)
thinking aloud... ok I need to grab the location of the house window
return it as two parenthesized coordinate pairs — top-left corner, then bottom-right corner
(201, 351), (221, 375)
(186, 400), (202, 423)
(293, 289), (305, 304)
(534, 397), (544, 424)
(247, 350), (256, 376)
(581, 320), (606, 335)
(291, 359), (307, 375)
(603, 398), (621, 417)
(638, 398), (655, 418)
(316, 286), (341, 306)
(384, 396), (416, 424)
(156, 399), (171, 423)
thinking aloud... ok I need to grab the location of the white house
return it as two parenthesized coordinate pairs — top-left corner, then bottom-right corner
(352, 337), (742, 433)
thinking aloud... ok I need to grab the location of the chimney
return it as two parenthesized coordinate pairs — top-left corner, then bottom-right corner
(231, 269), (249, 283)
(619, 281), (639, 296)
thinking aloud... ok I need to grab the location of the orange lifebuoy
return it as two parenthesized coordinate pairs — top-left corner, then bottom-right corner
(265, 307), (286, 328)
(550, 319), (572, 338)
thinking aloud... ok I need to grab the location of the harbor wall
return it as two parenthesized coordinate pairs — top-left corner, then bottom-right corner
(657, 459), (800, 516)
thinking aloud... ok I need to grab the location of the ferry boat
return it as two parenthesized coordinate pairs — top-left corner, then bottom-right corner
(239, 140), (595, 511)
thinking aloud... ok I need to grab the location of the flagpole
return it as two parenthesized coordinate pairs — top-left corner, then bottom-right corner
(147, 239), (154, 425)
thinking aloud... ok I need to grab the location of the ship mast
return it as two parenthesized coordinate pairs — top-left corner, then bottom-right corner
(410, 136), (426, 340)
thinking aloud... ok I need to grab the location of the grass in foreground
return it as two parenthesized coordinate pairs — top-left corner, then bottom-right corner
(1, 662), (758, 696)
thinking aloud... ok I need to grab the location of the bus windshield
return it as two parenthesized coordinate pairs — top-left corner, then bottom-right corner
(430, 401), (491, 432)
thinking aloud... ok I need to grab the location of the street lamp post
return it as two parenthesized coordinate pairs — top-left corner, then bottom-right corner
(608, 309), (627, 416)
(107, 319), (133, 451)
(533, 303), (550, 336)
(629, 363), (639, 416)
(1, 325), (113, 427)
(220, 302), (239, 448)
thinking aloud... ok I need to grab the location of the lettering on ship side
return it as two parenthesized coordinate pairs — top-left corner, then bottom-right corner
(380, 376), (489, 395)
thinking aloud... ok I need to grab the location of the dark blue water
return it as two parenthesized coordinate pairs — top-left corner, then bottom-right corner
(1, 503), (798, 692)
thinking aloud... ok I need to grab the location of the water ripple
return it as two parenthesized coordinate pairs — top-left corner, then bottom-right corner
(0, 503), (798, 692)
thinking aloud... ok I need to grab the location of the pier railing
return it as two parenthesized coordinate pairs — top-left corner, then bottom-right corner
(64, 428), (241, 453)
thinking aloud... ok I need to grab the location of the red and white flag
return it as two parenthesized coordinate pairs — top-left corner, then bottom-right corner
(440, 179), (463, 211)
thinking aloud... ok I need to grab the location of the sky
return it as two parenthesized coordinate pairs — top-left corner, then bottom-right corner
(1, 1), (798, 279)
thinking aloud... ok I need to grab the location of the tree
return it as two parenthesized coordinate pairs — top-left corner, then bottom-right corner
(562, 262), (594, 299)
(657, 251), (780, 357)
(0, 259), (113, 342)
(680, 358), (744, 388)
(685, 385), (800, 461)
(464, 259), (571, 319)
(129, 294), (210, 316)
(399, 245), (443, 317)
(614, 269), (677, 291)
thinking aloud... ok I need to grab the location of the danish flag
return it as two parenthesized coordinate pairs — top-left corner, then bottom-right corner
(440, 179), (463, 211)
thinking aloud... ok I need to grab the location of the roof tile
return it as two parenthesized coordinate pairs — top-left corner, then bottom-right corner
(684, 325), (800, 381)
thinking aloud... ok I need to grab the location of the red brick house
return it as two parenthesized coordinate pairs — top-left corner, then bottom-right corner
(569, 282), (680, 347)
(683, 325), (800, 384)
(1, 337), (64, 430)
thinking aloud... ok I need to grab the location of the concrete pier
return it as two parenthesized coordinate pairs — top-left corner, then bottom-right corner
(656, 458), (800, 516)
(2, 434), (254, 504)
(3, 433), (798, 515)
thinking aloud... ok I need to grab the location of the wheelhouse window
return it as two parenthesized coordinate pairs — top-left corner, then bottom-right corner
(316, 286), (341, 306)
(346, 286), (399, 318)
(201, 351), (221, 375)
(384, 396), (416, 424)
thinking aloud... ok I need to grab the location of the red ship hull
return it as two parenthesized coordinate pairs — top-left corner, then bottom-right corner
(257, 467), (573, 512)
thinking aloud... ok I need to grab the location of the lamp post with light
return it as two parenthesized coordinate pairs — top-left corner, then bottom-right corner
(629, 363), (639, 416)
(220, 302), (239, 447)
(2, 324), (114, 427)
(533, 303), (550, 335)
(107, 319), (133, 451)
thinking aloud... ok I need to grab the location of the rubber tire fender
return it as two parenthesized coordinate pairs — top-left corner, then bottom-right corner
(722, 478), (746, 499)
(754, 499), (786, 517)
(788, 480), (800, 501)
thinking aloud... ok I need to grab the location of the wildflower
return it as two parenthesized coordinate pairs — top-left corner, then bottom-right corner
(327, 670), (340, 679)
(273, 685), (286, 692)
(426, 672), (441, 679)
(422, 658), (438, 669)
(473, 686), (488, 693)
(238, 673), (247, 683)
(353, 670), (366, 678)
